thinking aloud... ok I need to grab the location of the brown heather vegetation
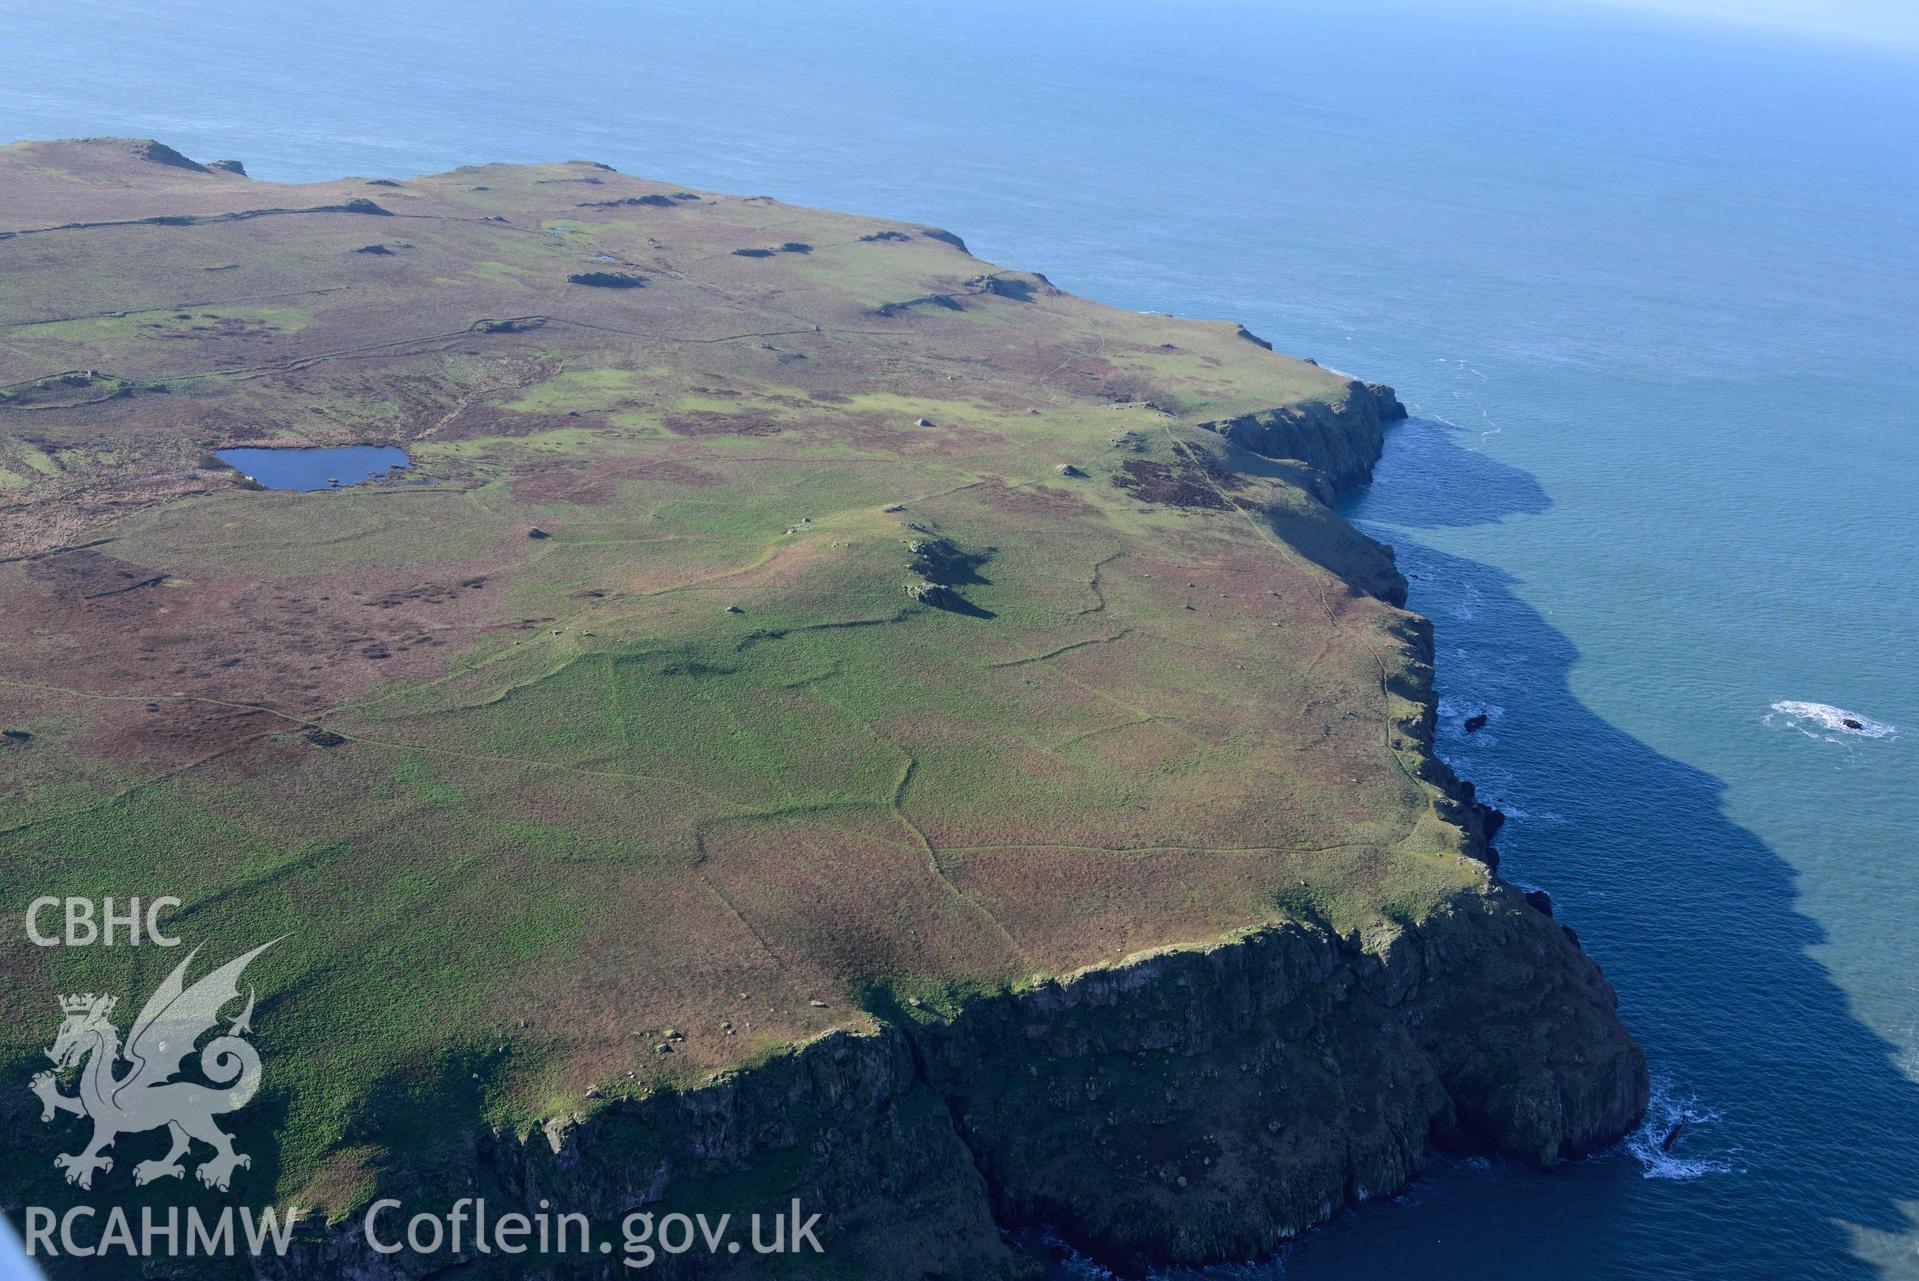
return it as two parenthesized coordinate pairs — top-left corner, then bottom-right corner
(0, 139), (1639, 1276)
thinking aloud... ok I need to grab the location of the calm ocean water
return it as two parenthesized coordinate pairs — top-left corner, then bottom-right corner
(3, 0), (1915, 1275)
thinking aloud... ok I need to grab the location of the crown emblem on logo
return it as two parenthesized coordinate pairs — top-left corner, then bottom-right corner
(35, 941), (275, 1193)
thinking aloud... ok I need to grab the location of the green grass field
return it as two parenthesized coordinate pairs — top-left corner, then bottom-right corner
(0, 139), (1475, 1225)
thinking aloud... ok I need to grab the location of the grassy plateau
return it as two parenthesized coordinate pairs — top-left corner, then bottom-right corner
(0, 139), (1525, 1254)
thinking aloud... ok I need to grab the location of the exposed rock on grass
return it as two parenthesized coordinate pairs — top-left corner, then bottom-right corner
(115, 138), (207, 171)
(969, 272), (1054, 302)
(904, 578), (961, 608)
(579, 194), (676, 208)
(472, 316), (544, 333)
(566, 270), (647, 288)
(903, 536), (995, 615)
(876, 293), (964, 317)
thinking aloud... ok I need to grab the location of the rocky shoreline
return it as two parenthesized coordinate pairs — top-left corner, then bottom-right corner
(264, 381), (1646, 1280)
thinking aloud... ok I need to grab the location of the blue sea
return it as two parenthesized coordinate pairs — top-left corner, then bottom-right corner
(3, 0), (1915, 1275)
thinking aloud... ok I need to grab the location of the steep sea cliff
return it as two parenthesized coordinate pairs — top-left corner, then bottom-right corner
(1205, 379), (1408, 494)
(9, 6), (1911, 1274)
(268, 384), (1645, 1279)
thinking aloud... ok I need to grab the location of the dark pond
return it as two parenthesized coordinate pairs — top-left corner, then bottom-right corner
(215, 445), (412, 492)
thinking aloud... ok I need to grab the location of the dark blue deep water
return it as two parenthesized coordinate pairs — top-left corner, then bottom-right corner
(4, 0), (1915, 1275)
(214, 445), (409, 491)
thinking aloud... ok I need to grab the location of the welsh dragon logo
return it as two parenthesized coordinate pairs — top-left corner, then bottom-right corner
(30, 942), (275, 1192)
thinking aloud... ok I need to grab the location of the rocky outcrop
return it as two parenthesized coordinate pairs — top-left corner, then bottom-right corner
(918, 226), (970, 252)
(566, 270), (648, 288)
(903, 536), (992, 613)
(1203, 380), (1407, 491)
(123, 138), (209, 172)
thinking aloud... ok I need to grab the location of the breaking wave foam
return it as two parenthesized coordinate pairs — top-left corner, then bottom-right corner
(1625, 1077), (1737, 1181)
(1767, 700), (1897, 740)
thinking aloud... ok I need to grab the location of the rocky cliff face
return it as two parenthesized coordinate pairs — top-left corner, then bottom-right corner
(1203, 380), (1408, 492)
(267, 894), (1642, 1279)
(910, 892), (1643, 1272)
(262, 381), (1645, 1280)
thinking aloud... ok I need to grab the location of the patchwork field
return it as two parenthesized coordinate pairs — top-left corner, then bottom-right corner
(0, 139), (1491, 1229)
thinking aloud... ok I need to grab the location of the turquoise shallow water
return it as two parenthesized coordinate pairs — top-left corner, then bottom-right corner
(3, 0), (1916, 1275)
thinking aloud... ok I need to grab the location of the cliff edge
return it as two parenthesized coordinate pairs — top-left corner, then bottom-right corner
(0, 141), (1644, 1279)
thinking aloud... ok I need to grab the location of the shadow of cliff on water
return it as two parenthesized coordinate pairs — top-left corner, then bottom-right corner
(1246, 416), (1919, 1279)
(1356, 416), (1553, 529)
